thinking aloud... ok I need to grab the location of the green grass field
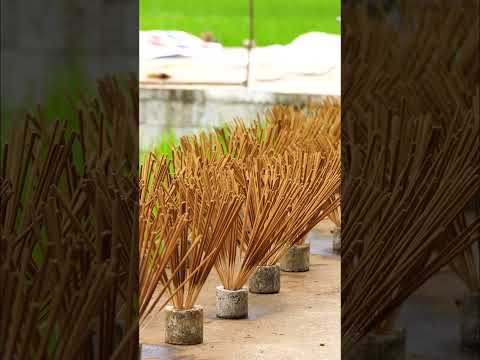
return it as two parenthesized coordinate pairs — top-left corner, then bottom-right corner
(140, 0), (340, 47)
(140, 130), (177, 163)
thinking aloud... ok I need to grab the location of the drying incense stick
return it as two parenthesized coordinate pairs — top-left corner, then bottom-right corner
(343, 1), (477, 124)
(341, 47), (479, 357)
(167, 157), (244, 309)
(341, 96), (480, 354)
(165, 105), (341, 291)
(214, 150), (340, 291)
(139, 152), (244, 322)
(173, 103), (341, 172)
(327, 194), (341, 230)
(139, 153), (191, 323)
(1, 76), (140, 359)
(341, 7), (479, 349)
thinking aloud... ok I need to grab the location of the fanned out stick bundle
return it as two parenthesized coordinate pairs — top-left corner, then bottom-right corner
(139, 154), (188, 324)
(214, 150), (340, 290)
(140, 103), (341, 309)
(1, 76), (140, 359)
(173, 102), (340, 170)
(170, 104), (342, 252)
(139, 152), (244, 315)
(327, 195), (341, 230)
(342, 1), (478, 123)
(341, 96), (480, 354)
(0, 120), (88, 359)
(162, 157), (244, 309)
(155, 104), (341, 291)
(341, 3), (479, 353)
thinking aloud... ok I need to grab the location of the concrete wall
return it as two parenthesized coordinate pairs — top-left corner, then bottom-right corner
(139, 86), (333, 149)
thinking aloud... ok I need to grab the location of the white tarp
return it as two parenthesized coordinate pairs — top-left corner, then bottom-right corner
(140, 30), (340, 83)
(253, 32), (340, 76)
(140, 30), (339, 65)
(139, 30), (222, 59)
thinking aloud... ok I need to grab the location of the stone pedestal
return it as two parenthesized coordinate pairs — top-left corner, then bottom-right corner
(216, 286), (248, 319)
(165, 305), (203, 345)
(280, 243), (310, 272)
(249, 264), (281, 294)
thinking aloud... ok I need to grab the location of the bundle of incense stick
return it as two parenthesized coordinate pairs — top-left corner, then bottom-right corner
(341, 3), (479, 354)
(139, 152), (245, 322)
(78, 75), (139, 173)
(215, 150), (340, 290)
(341, 100), (480, 354)
(163, 156), (244, 309)
(76, 76), (140, 359)
(1, 120), (130, 358)
(1, 119), (77, 357)
(327, 194), (341, 230)
(1, 77), (140, 359)
(251, 106), (342, 243)
(139, 153), (191, 323)
(163, 105), (341, 292)
(173, 103), (341, 171)
(342, 1), (477, 122)
(301, 102), (341, 233)
(267, 102), (341, 148)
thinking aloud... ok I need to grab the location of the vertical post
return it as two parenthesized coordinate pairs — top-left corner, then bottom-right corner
(245, 0), (254, 87)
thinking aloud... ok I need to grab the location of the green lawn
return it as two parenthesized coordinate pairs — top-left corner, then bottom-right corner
(140, 0), (340, 47)
(140, 130), (177, 164)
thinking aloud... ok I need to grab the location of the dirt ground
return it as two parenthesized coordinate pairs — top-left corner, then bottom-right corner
(140, 219), (341, 360)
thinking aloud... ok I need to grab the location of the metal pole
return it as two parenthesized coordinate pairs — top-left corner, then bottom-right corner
(245, 0), (254, 87)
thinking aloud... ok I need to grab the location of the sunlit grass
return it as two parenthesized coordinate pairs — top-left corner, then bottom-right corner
(140, 0), (340, 46)
(140, 130), (178, 165)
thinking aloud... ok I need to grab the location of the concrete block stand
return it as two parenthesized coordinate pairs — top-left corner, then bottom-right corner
(249, 264), (281, 294)
(165, 305), (203, 345)
(216, 286), (248, 319)
(280, 243), (310, 272)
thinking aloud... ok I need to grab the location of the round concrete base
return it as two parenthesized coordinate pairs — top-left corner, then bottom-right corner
(345, 329), (406, 360)
(280, 243), (310, 272)
(249, 264), (281, 294)
(460, 291), (480, 350)
(216, 286), (248, 319)
(165, 305), (203, 345)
